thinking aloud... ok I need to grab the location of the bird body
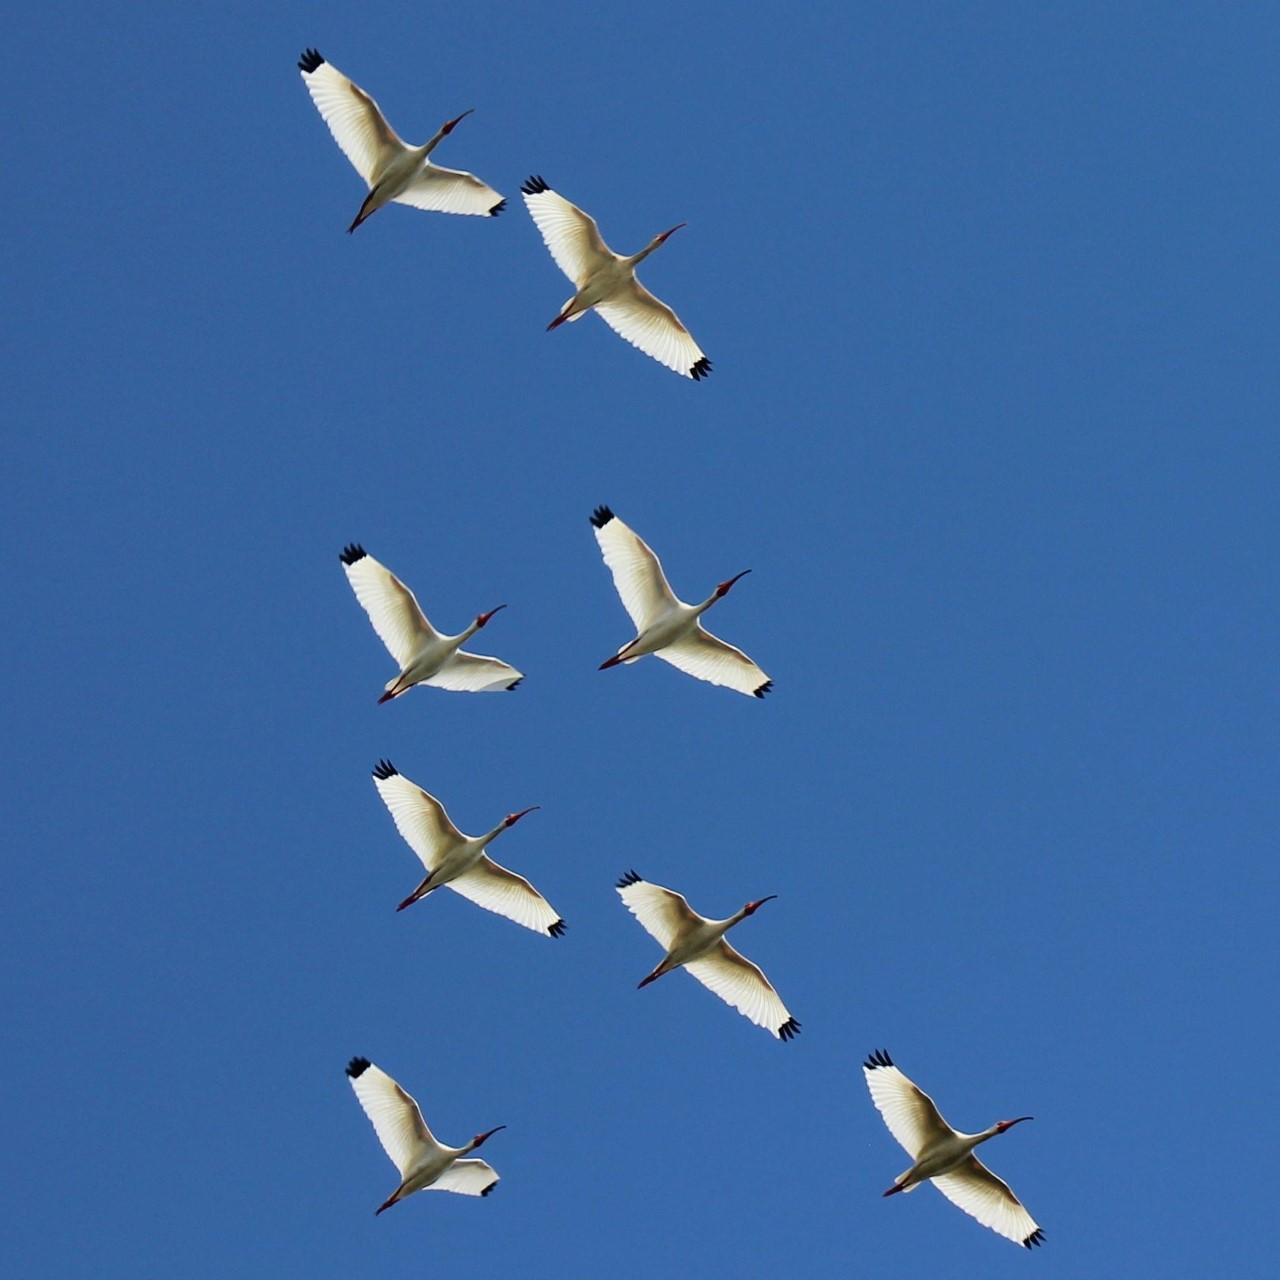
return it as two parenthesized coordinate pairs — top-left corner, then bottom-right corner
(298, 49), (505, 231)
(340, 544), (522, 700)
(521, 177), (711, 379)
(372, 761), (565, 935)
(863, 1050), (1044, 1248)
(589, 507), (771, 697)
(616, 870), (799, 1039)
(346, 1057), (503, 1214)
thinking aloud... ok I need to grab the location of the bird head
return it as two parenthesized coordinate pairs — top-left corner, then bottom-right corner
(504, 805), (540, 828)
(471, 1125), (506, 1148)
(715, 569), (752, 598)
(742, 895), (778, 916)
(995, 1116), (1034, 1133)
(441, 108), (474, 135)
(655, 222), (687, 245)
(475, 604), (507, 628)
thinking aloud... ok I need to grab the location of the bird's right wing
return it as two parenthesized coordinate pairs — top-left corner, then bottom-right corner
(521, 176), (614, 286)
(595, 278), (711, 380)
(394, 164), (506, 217)
(347, 1058), (441, 1177)
(615, 871), (700, 950)
(448, 856), (566, 937)
(655, 624), (771, 699)
(428, 1158), (500, 1197)
(932, 1156), (1044, 1249)
(341, 545), (437, 668)
(684, 940), (800, 1039)
(371, 761), (463, 871)
(862, 1050), (954, 1158)
(590, 507), (678, 631)
(299, 51), (402, 185)
(425, 650), (523, 693)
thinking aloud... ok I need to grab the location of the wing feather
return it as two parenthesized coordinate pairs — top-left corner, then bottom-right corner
(615, 873), (700, 950)
(685, 940), (798, 1038)
(347, 1060), (440, 1177)
(590, 507), (678, 631)
(522, 179), (614, 285)
(428, 1158), (500, 1197)
(862, 1052), (954, 1157)
(595, 278), (709, 379)
(372, 765), (463, 871)
(656, 624), (771, 698)
(933, 1155), (1044, 1248)
(341, 547), (436, 668)
(395, 164), (505, 217)
(300, 55), (402, 185)
(425, 649), (523, 693)
(448, 856), (565, 937)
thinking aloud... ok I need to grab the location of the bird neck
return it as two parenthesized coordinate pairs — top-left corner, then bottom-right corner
(418, 132), (445, 159)
(625, 238), (662, 269)
(480, 824), (505, 847)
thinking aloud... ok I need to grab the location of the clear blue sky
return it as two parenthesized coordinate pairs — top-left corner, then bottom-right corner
(5, 2), (1278, 1275)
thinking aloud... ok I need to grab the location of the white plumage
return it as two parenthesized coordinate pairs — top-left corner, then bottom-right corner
(616, 871), (799, 1039)
(863, 1050), (1044, 1249)
(298, 49), (505, 231)
(372, 760), (565, 936)
(590, 507), (771, 698)
(340, 544), (521, 701)
(521, 177), (711, 379)
(346, 1057), (504, 1214)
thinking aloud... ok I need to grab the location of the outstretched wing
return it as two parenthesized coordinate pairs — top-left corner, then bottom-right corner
(448, 856), (566, 937)
(656, 624), (771, 698)
(429, 1158), (500, 1197)
(615, 871), (700, 950)
(862, 1050), (954, 1158)
(933, 1156), (1044, 1249)
(299, 51), (402, 185)
(596, 278), (711, 380)
(590, 506), (678, 631)
(685, 940), (799, 1039)
(341, 545), (435, 668)
(395, 164), (506, 217)
(346, 1057), (441, 1177)
(425, 649), (523, 693)
(371, 761), (463, 871)
(521, 176), (614, 286)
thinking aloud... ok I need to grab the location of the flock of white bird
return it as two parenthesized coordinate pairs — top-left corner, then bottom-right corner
(302, 49), (1044, 1251)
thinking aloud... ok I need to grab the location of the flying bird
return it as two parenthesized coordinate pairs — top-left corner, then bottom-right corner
(520, 176), (711, 379)
(298, 49), (505, 231)
(589, 507), (770, 697)
(863, 1050), (1044, 1249)
(615, 870), (798, 1039)
(340, 545), (521, 701)
(345, 1057), (504, 1214)
(372, 760), (565, 935)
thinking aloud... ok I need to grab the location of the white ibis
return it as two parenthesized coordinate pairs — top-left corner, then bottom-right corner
(345, 1056), (504, 1214)
(298, 49), (505, 231)
(615, 870), (799, 1039)
(340, 545), (522, 701)
(589, 507), (771, 697)
(863, 1050), (1044, 1249)
(372, 760), (565, 936)
(520, 176), (711, 379)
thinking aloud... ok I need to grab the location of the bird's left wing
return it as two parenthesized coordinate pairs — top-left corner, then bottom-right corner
(521, 176), (614, 286)
(428, 1158), (500, 1197)
(424, 650), (523, 693)
(684, 939), (800, 1039)
(347, 1058), (441, 1177)
(595, 278), (711, 380)
(448, 856), (566, 937)
(862, 1050), (955, 1158)
(371, 761), (464, 871)
(299, 51), (401, 185)
(655, 623), (771, 698)
(933, 1155), (1044, 1249)
(395, 164), (506, 217)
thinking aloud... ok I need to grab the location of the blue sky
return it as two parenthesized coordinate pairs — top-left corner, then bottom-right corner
(5, 2), (1278, 1275)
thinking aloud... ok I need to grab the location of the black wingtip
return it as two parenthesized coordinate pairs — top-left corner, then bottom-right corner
(481, 1182), (498, 1197)
(506, 678), (523, 692)
(777, 1017), (802, 1042)
(520, 174), (550, 196)
(346, 1056), (371, 1079)
(690, 356), (713, 381)
(298, 48), (325, 73)
(754, 680), (773, 699)
(590, 505), (615, 529)
(1023, 1230), (1046, 1249)
(548, 919), (567, 938)
(863, 1048), (894, 1070)
(371, 759), (398, 781)
(616, 869), (642, 888)
(489, 199), (507, 217)
(339, 542), (366, 566)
